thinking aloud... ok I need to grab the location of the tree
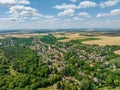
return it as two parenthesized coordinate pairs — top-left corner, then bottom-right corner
(79, 78), (91, 90)
(57, 82), (61, 89)
(113, 79), (120, 87)
(106, 75), (113, 86)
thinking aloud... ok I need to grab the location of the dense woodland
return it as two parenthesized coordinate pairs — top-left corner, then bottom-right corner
(0, 34), (120, 90)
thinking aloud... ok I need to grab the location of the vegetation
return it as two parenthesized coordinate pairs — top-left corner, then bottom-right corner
(57, 37), (69, 40)
(0, 33), (120, 90)
(40, 34), (57, 44)
(70, 38), (100, 43)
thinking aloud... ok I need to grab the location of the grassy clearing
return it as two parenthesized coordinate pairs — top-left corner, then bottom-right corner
(9, 67), (17, 76)
(114, 50), (120, 55)
(38, 86), (54, 90)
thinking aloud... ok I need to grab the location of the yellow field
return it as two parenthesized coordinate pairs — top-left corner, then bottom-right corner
(54, 32), (120, 46)
(82, 36), (120, 46)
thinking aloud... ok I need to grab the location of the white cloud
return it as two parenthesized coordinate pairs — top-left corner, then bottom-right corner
(110, 9), (120, 15)
(9, 5), (37, 13)
(54, 1), (97, 17)
(100, 0), (120, 8)
(64, 19), (71, 22)
(0, 0), (120, 29)
(20, 11), (40, 17)
(53, 3), (77, 10)
(73, 17), (83, 21)
(0, 0), (16, 5)
(43, 18), (58, 23)
(97, 9), (120, 17)
(9, 5), (40, 17)
(42, 15), (59, 23)
(58, 9), (74, 16)
(70, 0), (77, 3)
(53, 1), (97, 10)
(44, 15), (55, 19)
(0, 5), (41, 22)
(96, 13), (109, 18)
(78, 12), (91, 17)
(0, 0), (30, 5)
(78, 1), (97, 8)
(64, 17), (83, 22)
(18, 0), (30, 4)
(0, 3), (57, 22)
(0, 17), (20, 21)
(31, 17), (40, 20)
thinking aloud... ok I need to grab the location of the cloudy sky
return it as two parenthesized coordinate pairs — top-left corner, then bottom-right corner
(0, 0), (120, 29)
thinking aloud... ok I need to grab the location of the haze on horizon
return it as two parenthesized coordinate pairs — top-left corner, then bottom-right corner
(0, 0), (120, 30)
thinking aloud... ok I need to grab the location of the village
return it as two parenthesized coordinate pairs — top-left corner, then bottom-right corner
(0, 33), (120, 90)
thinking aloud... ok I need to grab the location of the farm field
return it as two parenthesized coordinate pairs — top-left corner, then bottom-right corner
(82, 36), (120, 46)
(3, 33), (48, 38)
(53, 32), (120, 46)
(53, 32), (87, 42)
(2, 32), (120, 46)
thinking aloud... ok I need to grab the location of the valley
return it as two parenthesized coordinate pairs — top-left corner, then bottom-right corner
(0, 31), (120, 90)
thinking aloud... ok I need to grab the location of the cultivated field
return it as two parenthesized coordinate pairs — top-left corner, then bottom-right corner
(82, 36), (120, 46)
(3, 33), (48, 38)
(54, 32), (120, 46)
(53, 32), (88, 42)
(1, 32), (120, 46)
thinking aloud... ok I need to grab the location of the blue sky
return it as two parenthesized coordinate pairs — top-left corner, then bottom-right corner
(0, 0), (120, 29)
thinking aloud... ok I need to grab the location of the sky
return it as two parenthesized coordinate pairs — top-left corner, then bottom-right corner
(0, 0), (120, 29)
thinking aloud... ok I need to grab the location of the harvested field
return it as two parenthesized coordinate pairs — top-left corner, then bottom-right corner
(4, 33), (48, 38)
(82, 36), (120, 46)
(54, 32), (120, 46)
